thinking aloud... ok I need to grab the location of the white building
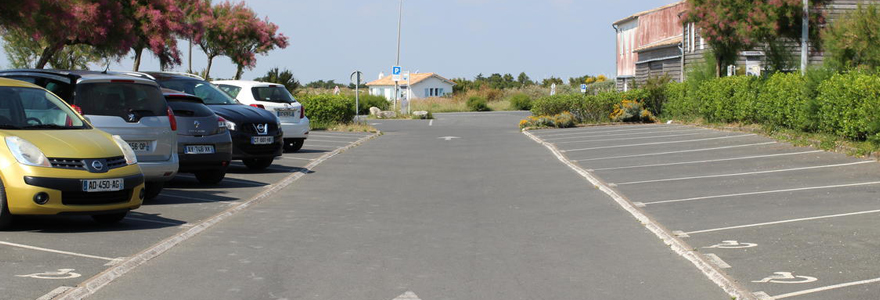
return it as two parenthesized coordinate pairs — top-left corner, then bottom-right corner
(366, 73), (455, 101)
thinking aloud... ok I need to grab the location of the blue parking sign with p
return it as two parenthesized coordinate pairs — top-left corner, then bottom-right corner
(393, 66), (402, 75)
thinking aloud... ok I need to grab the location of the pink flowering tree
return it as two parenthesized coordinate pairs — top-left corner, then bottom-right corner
(127, 0), (189, 71)
(198, 1), (287, 80)
(685, 0), (831, 75)
(227, 16), (288, 80)
(5, 0), (136, 69)
(177, 0), (212, 73)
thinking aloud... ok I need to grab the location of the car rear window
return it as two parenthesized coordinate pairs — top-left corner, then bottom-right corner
(167, 97), (215, 117)
(251, 86), (295, 103)
(217, 85), (242, 98)
(74, 83), (167, 118)
(158, 79), (238, 105)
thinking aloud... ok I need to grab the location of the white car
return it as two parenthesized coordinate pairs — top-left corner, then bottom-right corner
(213, 80), (309, 152)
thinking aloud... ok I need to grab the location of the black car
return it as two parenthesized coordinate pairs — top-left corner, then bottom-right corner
(129, 72), (283, 170)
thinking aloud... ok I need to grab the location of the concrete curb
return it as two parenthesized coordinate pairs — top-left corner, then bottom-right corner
(48, 132), (382, 300)
(522, 129), (757, 300)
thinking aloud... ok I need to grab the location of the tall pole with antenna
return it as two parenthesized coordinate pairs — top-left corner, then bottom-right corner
(394, 0), (403, 112)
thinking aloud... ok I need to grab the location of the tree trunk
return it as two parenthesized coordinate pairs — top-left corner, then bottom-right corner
(35, 40), (67, 69)
(716, 58), (722, 78)
(204, 56), (214, 81)
(234, 64), (244, 80)
(132, 48), (143, 71)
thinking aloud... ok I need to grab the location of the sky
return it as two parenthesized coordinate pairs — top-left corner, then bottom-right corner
(0, 0), (675, 84)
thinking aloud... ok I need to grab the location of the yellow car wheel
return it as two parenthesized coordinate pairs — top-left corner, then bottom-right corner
(0, 179), (12, 230)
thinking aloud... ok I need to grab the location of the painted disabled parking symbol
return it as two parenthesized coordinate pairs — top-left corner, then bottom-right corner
(704, 240), (758, 249)
(16, 269), (81, 280)
(752, 272), (817, 284)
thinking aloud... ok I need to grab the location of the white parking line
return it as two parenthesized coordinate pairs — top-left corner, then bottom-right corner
(563, 134), (757, 153)
(555, 132), (707, 144)
(593, 150), (824, 171)
(175, 174), (267, 187)
(545, 129), (703, 141)
(574, 142), (778, 162)
(770, 277), (880, 299)
(643, 181), (880, 206)
(0, 241), (115, 261)
(684, 209), (880, 235)
(309, 132), (369, 137)
(614, 161), (872, 186)
(539, 125), (679, 138)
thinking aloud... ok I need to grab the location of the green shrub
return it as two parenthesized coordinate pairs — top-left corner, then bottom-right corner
(466, 96), (490, 111)
(519, 112), (577, 129)
(757, 73), (808, 129)
(698, 76), (759, 123)
(610, 100), (656, 123)
(299, 94), (356, 129)
(355, 94), (389, 115)
(509, 94), (532, 110)
(662, 81), (698, 119)
(531, 92), (620, 124)
(817, 72), (880, 140)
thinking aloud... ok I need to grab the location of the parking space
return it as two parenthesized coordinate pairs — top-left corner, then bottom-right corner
(0, 131), (374, 300)
(530, 124), (880, 300)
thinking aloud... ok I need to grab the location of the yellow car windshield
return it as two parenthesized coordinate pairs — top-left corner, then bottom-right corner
(0, 87), (88, 130)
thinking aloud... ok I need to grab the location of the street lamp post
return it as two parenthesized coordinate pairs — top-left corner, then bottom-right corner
(801, 0), (809, 75)
(394, 0), (403, 112)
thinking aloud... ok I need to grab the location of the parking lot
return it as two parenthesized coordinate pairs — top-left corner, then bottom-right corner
(528, 124), (880, 300)
(0, 131), (375, 300)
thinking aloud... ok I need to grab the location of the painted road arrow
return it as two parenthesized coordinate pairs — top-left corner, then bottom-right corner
(438, 136), (460, 141)
(392, 291), (421, 300)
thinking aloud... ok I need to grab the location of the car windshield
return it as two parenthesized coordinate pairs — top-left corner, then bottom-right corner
(159, 79), (239, 105)
(251, 86), (296, 103)
(217, 85), (242, 98)
(0, 86), (88, 130)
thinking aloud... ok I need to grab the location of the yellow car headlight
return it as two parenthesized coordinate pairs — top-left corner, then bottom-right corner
(5, 136), (50, 167)
(112, 135), (138, 165)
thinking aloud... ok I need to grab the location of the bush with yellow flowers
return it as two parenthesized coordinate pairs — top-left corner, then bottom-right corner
(610, 100), (656, 123)
(520, 112), (577, 129)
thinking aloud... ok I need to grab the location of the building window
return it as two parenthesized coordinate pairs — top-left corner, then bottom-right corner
(439, 88), (444, 96)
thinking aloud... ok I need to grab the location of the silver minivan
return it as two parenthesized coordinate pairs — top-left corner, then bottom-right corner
(0, 70), (179, 199)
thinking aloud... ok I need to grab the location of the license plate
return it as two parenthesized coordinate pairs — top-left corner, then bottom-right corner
(251, 136), (274, 145)
(185, 145), (215, 154)
(82, 179), (124, 192)
(128, 141), (152, 152)
(276, 109), (296, 118)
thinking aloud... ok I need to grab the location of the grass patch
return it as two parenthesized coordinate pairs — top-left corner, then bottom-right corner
(671, 119), (880, 158)
(321, 123), (379, 133)
(410, 97), (513, 113)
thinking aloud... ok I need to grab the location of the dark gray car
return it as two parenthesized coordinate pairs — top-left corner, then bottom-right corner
(163, 90), (232, 184)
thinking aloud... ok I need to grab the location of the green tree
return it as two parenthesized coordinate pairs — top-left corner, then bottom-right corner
(1, 27), (104, 69)
(517, 72), (533, 87)
(254, 67), (300, 92)
(822, 3), (880, 71)
(541, 77), (564, 88)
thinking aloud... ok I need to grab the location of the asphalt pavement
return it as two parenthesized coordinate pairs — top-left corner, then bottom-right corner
(529, 124), (880, 300)
(85, 112), (728, 300)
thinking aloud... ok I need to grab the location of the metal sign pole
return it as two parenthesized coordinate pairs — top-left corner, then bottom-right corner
(351, 71), (363, 123)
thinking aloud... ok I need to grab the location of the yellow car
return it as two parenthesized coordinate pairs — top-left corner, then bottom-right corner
(0, 78), (145, 229)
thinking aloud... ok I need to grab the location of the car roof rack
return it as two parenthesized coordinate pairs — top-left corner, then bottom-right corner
(110, 71), (156, 80)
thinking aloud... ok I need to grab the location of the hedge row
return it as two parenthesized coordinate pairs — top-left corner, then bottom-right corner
(531, 90), (647, 123)
(664, 72), (880, 140)
(298, 94), (356, 128)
